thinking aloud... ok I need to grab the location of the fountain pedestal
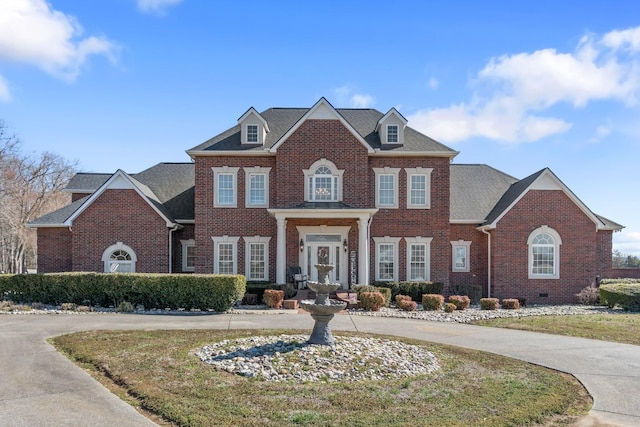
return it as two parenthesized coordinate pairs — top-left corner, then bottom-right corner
(299, 264), (346, 346)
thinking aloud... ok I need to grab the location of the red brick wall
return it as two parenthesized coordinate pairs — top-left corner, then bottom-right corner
(172, 224), (195, 273)
(72, 189), (170, 272)
(36, 227), (72, 272)
(491, 190), (600, 304)
(449, 224), (488, 293)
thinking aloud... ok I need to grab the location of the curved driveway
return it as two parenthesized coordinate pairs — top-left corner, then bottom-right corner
(1, 312), (639, 426)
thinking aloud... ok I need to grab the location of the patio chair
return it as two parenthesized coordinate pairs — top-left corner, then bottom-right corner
(288, 266), (307, 289)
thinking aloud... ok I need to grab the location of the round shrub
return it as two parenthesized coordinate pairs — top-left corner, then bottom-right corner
(360, 291), (385, 311)
(395, 294), (412, 304)
(501, 298), (520, 310)
(447, 295), (470, 310)
(398, 299), (417, 311)
(444, 302), (456, 313)
(263, 289), (284, 309)
(422, 294), (444, 311)
(480, 298), (499, 310)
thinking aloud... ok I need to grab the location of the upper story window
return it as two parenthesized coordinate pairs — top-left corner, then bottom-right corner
(405, 167), (433, 209)
(528, 226), (562, 279)
(244, 166), (271, 208)
(303, 159), (344, 202)
(373, 167), (401, 208)
(387, 125), (399, 143)
(246, 124), (259, 143)
(212, 167), (239, 208)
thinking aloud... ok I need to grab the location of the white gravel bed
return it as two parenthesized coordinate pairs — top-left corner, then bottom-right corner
(195, 334), (439, 383)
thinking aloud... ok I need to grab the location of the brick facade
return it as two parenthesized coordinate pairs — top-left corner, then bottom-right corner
(36, 227), (72, 272)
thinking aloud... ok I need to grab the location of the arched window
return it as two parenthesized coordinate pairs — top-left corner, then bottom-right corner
(102, 242), (137, 273)
(303, 159), (344, 202)
(527, 226), (561, 279)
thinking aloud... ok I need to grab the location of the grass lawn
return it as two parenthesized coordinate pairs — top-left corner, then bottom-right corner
(474, 312), (640, 346)
(51, 329), (590, 427)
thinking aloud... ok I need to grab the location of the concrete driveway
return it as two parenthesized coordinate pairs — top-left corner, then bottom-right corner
(1, 312), (639, 426)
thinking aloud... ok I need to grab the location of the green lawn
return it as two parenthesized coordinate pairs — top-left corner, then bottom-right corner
(52, 329), (590, 427)
(474, 312), (640, 346)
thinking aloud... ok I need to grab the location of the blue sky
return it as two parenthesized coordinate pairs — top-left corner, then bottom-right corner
(1, 0), (639, 255)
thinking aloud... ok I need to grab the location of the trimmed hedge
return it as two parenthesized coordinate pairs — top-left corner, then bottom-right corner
(600, 283), (640, 310)
(0, 273), (245, 312)
(245, 282), (289, 303)
(447, 295), (471, 310)
(422, 294), (444, 311)
(360, 291), (385, 311)
(501, 298), (520, 310)
(373, 281), (444, 302)
(480, 298), (499, 310)
(450, 284), (482, 304)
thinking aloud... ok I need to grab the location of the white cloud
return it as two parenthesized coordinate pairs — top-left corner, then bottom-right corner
(137, 0), (183, 14)
(0, 75), (10, 102)
(332, 86), (375, 108)
(0, 0), (117, 82)
(350, 94), (374, 108)
(428, 77), (439, 90)
(588, 124), (612, 143)
(408, 28), (640, 144)
(614, 230), (640, 256)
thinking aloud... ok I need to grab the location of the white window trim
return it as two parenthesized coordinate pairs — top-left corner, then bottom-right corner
(245, 124), (259, 144)
(243, 236), (271, 281)
(181, 239), (195, 272)
(101, 242), (137, 273)
(405, 167), (433, 209)
(527, 225), (562, 279)
(373, 236), (401, 282)
(303, 158), (344, 202)
(386, 124), (399, 144)
(405, 237), (433, 281)
(212, 166), (239, 208)
(243, 166), (271, 208)
(211, 235), (239, 274)
(373, 167), (401, 208)
(450, 240), (471, 272)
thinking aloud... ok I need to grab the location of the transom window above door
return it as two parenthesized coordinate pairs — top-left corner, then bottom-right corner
(303, 159), (344, 202)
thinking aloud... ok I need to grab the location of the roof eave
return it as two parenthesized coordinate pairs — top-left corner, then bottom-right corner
(186, 149), (275, 159)
(371, 150), (459, 158)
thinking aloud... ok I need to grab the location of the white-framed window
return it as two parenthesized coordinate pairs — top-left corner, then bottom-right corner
(246, 124), (259, 143)
(181, 239), (196, 272)
(450, 240), (471, 272)
(528, 226), (561, 279)
(212, 236), (239, 274)
(212, 166), (239, 208)
(303, 158), (344, 202)
(244, 166), (271, 208)
(386, 124), (399, 143)
(405, 237), (433, 281)
(405, 167), (433, 209)
(373, 167), (400, 208)
(243, 236), (271, 281)
(373, 236), (401, 281)
(102, 242), (137, 273)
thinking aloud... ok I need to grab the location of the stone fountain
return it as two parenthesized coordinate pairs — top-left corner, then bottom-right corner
(299, 264), (347, 345)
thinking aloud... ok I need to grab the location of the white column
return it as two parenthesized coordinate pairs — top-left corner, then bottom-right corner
(358, 215), (369, 285)
(276, 217), (287, 284)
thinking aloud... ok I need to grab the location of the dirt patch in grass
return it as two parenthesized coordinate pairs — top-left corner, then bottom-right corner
(51, 329), (591, 427)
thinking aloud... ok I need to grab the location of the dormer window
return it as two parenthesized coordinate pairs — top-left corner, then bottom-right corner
(246, 125), (258, 143)
(387, 125), (399, 143)
(303, 159), (344, 202)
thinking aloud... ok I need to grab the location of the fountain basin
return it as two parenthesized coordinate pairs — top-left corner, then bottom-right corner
(300, 299), (346, 315)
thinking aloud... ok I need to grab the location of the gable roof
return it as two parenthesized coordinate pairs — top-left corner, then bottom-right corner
(29, 163), (195, 228)
(186, 98), (458, 158)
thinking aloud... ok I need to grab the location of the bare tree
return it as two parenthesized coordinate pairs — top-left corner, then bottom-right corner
(0, 121), (76, 273)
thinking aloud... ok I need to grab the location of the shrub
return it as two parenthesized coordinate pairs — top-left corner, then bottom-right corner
(263, 289), (284, 309)
(375, 287), (391, 306)
(480, 298), (499, 310)
(501, 299), (520, 310)
(422, 294), (444, 311)
(447, 295), (470, 310)
(375, 281), (444, 302)
(600, 283), (640, 310)
(444, 303), (456, 313)
(242, 293), (258, 305)
(353, 284), (377, 295)
(76, 305), (91, 313)
(450, 284), (482, 304)
(397, 299), (417, 312)
(395, 294), (412, 305)
(360, 291), (385, 311)
(575, 285), (600, 305)
(60, 302), (77, 311)
(518, 297), (527, 307)
(116, 301), (135, 312)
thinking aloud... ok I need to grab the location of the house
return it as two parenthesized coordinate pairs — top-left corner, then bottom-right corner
(28, 98), (623, 304)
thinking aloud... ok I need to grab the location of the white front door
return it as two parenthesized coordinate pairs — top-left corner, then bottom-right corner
(304, 234), (345, 287)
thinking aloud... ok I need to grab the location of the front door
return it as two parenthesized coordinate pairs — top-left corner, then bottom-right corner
(304, 234), (344, 286)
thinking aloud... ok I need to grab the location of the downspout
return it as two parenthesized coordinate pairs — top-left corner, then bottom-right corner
(481, 227), (491, 298)
(366, 216), (373, 285)
(168, 224), (180, 273)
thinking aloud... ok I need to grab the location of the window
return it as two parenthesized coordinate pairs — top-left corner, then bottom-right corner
(246, 124), (258, 143)
(303, 159), (344, 202)
(181, 239), (195, 272)
(373, 237), (401, 281)
(102, 242), (137, 273)
(212, 236), (239, 274)
(212, 167), (239, 207)
(244, 167), (271, 207)
(405, 167), (433, 208)
(528, 226), (561, 279)
(450, 240), (471, 272)
(373, 167), (400, 208)
(405, 237), (432, 281)
(387, 124), (399, 143)
(243, 236), (271, 281)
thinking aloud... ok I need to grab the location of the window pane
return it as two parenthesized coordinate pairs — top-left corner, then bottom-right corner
(249, 174), (265, 205)
(455, 246), (466, 269)
(387, 125), (398, 143)
(314, 176), (333, 200)
(249, 243), (265, 280)
(217, 174), (234, 205)
(410, 175), (426, 205)
(186, 245), (196, 268)
(410, 244), (426, 280)
(218, 243), (234, 274)
(378, 243), (395, 280)
(247, 125), (258, 142)
(379, 175), (395, 205)
(532, 246), (554, 275)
